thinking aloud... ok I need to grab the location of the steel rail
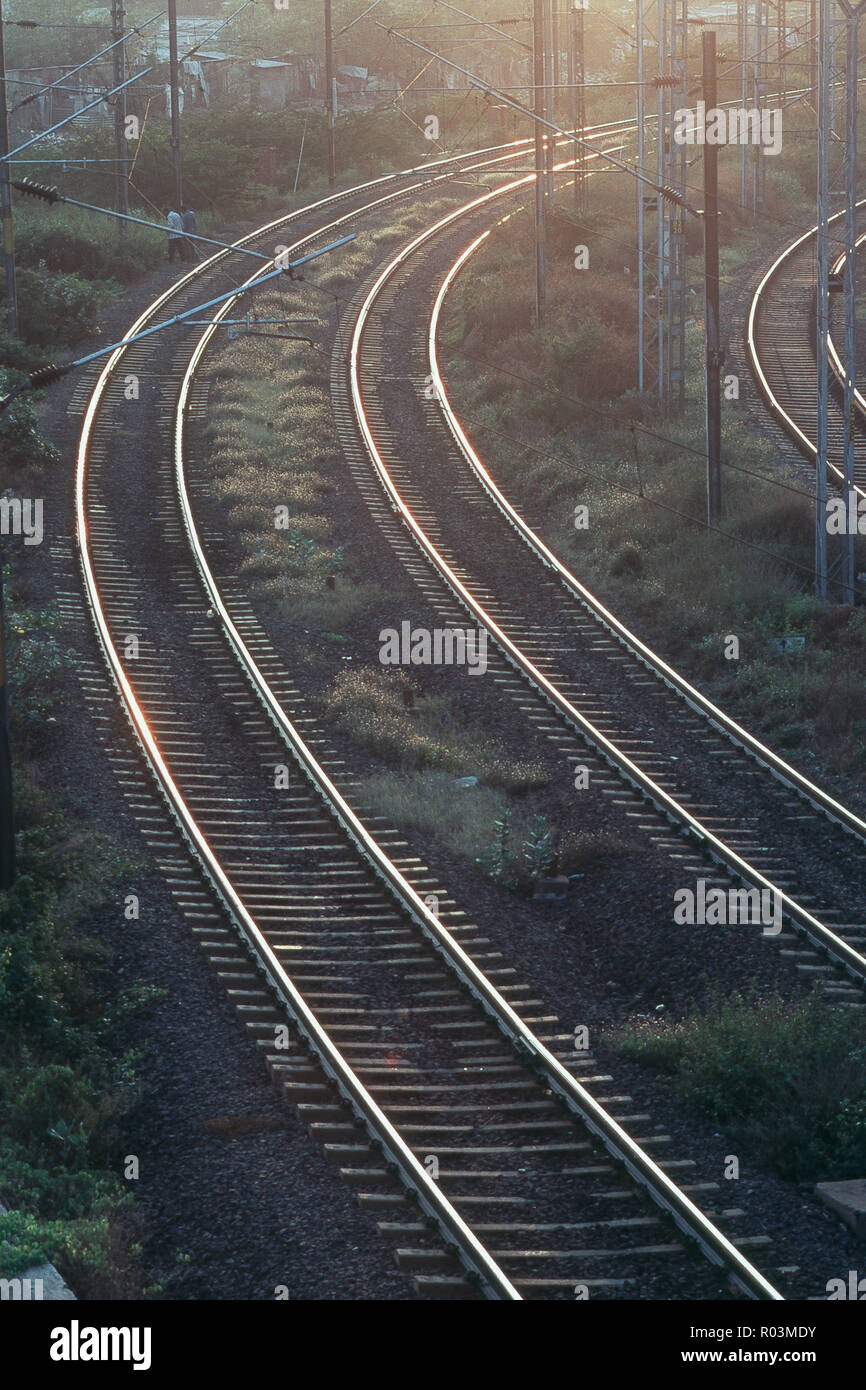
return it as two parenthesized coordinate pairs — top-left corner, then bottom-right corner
(746, 198), (866, 503)
(346, 191), (866, 990)
(429, 227), (866, 842)
(174, 218), (784, 1307)
(341, 199), (787, 1302)
(828, 232), (866, 416)
(75, 155), (575, 1303)
(72, 124), (656, 1301)
(75, 127), (784, 1303)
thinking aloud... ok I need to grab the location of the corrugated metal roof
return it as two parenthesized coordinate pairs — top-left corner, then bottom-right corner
(152, 17), (241, 61)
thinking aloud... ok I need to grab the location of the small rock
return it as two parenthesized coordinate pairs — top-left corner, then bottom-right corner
(532, 876), (571, 903)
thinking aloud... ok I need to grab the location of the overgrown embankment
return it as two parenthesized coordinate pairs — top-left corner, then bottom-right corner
(608, 991), (866, 1182)
(0, 402), (153, 1297)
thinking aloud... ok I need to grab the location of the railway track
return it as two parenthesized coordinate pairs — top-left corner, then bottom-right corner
(334, 184), (866, 1022)
(746, 199), (866, 496)
(66, 134), (795, 1300)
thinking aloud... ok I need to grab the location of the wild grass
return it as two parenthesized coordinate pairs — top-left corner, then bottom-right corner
(358, 768), (542, 868)
(199, 190), (462, 629)
(201, 326), (371, 628)
(325, 665), (548, 792)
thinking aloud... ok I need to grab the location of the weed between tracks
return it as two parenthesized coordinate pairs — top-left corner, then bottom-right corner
(325, 666), (547, 789)
(325, 666), (560, 873)
(197, 199), (460, 632)
(324, 667), (642, 886)
(196, 195), (649, 893)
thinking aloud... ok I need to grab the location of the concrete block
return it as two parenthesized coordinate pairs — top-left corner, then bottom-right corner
(815, 1179), (866, 1238)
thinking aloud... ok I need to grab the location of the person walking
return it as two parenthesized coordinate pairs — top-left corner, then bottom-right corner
(181, 205), (199, 262)
(165, 207), (183, 264)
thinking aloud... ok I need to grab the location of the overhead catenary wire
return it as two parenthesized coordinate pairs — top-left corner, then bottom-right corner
(8, 9), (164, 115)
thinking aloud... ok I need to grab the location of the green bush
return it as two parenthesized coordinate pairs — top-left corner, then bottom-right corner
(16, 210), (162, 284)
(608, 991), (866, 1181)
(0, 378), (60, 471)
(16, 265), (107, 347)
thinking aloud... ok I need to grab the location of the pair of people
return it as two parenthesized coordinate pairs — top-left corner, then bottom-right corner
(165, 206), (198, 264)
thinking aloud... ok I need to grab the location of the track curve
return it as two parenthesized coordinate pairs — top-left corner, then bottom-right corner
(73, 143), (786, 1300)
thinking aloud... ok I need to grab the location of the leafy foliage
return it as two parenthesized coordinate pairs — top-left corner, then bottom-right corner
(0, 594), (146, 1293)
(609, 991), (866, 1181)
(0, 380), (60, 472)
(16, 265), (106, 348)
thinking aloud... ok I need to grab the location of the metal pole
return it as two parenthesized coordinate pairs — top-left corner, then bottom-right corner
(0, 0), (18, 336)
(325, 0), (336, 187)
(13, 180), (272, 261)
(575, 0), (586, 211)
(739, 0), (748, 208)
(533, 0), (546, 326)
(752, 0), (761, 214)
(167, 0), (182, 209)
(293, 114), (308, 194)
(544, 0), (555, 202)
(0, 553), (14, 890)
(112, 0), (129, 234)
(656, 0), (664, 405)
(657, 0), (667, 406)
(756, 0), (766, 210)
(567, 0), (576, 197)
(841, 5), (862, 604)
(671, 0), (687, 415)
(815, 0), (830, 599)
(777, 0), (786, 104)
(811, 0), (818, 117)
(703, 30), (722, 526)
(637, 0), (645, 391)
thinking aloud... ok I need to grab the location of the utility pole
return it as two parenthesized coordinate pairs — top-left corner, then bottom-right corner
(654, 0), (687, 414)
(0, 0), (18, 336)
(656, 0), (667, 407)
(111, 0), (129, 233)
(167, 0), (183, 209)
(839, 0), (866, 603)
(703, 31), (722, 527)
(637, 0), (646, 390)
(0, 554), (14, 891)
(810, 0), (818, 118)
(570, 0), (586, 211)
(738, 0), (747, 208)
(637, 0), (660, 398)
(669, 0), (687, 415)
(533, 0), (546, 326)
(543, 0), (555, 203)
(752, 0), (767, 215)
(325, 0), (336, 187)
(815, 0), (830, 599)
